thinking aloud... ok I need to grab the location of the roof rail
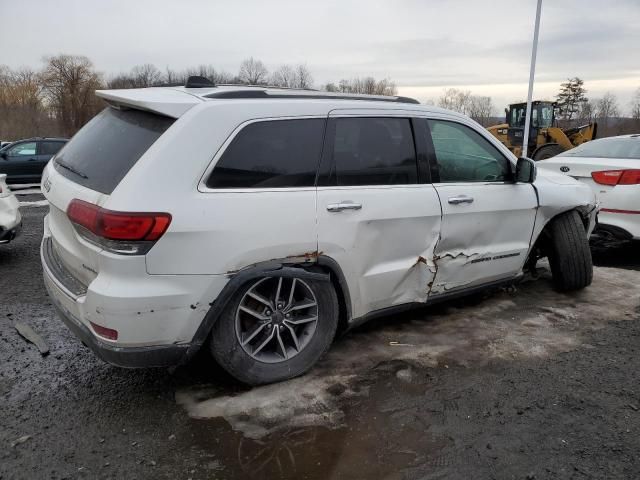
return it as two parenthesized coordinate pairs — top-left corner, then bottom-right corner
(204, 89), (420, 104)
(185, 76), (216, 88)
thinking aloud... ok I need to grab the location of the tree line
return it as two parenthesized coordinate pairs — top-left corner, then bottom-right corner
(436, 78), (640, 135)
(553, 77), (640, 136)
(1, 55), (639, 141)
(0, 54), (398, 140)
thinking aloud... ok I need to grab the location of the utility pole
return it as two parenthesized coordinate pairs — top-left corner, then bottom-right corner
(522, 0), (543, 158)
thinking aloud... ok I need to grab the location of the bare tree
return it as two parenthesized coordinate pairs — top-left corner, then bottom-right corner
(438, 88), (471, 115)
(271, 64), (314, 89)
(596, 92), (619, 119)
(270, 65), (296, 87)
(238, 57), (269, 85)
(324, 82), (338, 92)
(294, 64), (313, 89)
(0, 66), (57, 139)
(40, 54), (104, 136)
(630, 87), (640, 120)
(467, 96), (494, 126)
(185, 65), (234, 84)
(323, 77), (396, 96)
(578, 100), (597, 123)
(593, 92), (620, 135)
(130, 64), (162, 87)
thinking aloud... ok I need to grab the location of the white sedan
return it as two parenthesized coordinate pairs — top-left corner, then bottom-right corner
(538, 134), (640, 240)
(0, 173), (21, 244)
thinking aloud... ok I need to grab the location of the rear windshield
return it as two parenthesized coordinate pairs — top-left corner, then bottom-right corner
(53, 107), (174, 194)
(559, 137), (640, 160)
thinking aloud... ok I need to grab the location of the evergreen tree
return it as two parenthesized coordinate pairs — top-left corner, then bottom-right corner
(555, 77), (588, 121)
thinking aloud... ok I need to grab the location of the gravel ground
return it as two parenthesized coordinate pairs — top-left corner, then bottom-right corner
(1, 204), (639, 480)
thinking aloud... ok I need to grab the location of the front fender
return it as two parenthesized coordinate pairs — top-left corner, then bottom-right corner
(530, 172), (598, 245)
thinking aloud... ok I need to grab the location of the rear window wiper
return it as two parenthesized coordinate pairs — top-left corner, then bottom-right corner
(55, 158), (88, 179)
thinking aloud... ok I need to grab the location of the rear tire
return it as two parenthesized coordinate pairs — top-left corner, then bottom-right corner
(547, 210), (593, 291)
(210, 275), (338, 385)
(533, 144), (564, 161)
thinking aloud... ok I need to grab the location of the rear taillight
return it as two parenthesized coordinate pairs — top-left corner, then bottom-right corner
(591, 169), (640, 186)
(67, 199), (171, 255)
(618, 170), (640, 185)
(90, 321), (118, 341)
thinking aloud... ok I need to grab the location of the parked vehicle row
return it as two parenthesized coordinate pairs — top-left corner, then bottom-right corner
(40, 81), (597, 385)
(539, 135), (640, 241)
(0, 137), (68, 184)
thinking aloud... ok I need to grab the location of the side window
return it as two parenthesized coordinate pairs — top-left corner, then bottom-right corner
(330, 117), (417, 186)
(428, 120), (512, 183)
(7, 142), (36, 157)
(206, 118), (325, 189)
(39, 141), (65, 156)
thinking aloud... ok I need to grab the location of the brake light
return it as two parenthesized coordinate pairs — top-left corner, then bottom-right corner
(90, 321), (118, 341)
(591, 169), (640, 186)
(618, 170), (640, 185)
(67, 199), (171, 255)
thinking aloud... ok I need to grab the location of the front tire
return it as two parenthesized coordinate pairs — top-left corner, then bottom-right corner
(547, 210), (593, 291)
(533, 144), (564, 161)
(210, 275), (338, 385)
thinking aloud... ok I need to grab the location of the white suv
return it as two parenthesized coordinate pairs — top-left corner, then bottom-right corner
(41, 79), (597, 385)
(0, 173), (21, 244)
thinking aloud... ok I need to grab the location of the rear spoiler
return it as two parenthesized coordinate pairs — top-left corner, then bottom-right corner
(95, 87), (204, 118)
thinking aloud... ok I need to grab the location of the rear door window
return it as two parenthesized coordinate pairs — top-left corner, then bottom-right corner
(206, 118), (325, 189)
(53, 107), (174, 194)
(7, 142), (36, 157)
(39, 141), (65, 156)
(328, 117), (418, 186)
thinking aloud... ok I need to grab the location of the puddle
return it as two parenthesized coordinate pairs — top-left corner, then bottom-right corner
(176, 266), (640, 478)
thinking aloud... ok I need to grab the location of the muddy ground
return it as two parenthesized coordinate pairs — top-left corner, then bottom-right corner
(1, 202), (640, 480)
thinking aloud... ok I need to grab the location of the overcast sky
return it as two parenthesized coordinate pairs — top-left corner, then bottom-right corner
(1, 0), (639, 113)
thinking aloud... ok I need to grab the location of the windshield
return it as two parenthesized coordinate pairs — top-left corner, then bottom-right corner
(510, 106), (527, 127)
(509, 104), (553, 128)
(537, 104), (554, 128)
(53, 107), (174, 194)
(560, 137), (640, 159)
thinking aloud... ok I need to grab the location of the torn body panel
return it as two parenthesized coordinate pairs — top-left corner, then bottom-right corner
(530, 170), (598, 245)
(317, 184), (442, 319)
(429, 183), (538, 295)
(389, 235), (439, 306)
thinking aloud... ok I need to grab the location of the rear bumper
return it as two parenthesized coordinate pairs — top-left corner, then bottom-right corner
(41, 234), (197, 368)
(47, 294), (189, 367)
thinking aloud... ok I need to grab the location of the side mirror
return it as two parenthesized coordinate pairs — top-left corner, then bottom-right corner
(0, 152), (7, 160)
(515, 157), (536, 183)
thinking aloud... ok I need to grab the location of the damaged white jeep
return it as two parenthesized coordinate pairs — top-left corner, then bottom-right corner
(41, 78), (597, 385)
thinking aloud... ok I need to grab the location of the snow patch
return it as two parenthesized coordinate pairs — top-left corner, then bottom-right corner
(177, 266), (640, 439)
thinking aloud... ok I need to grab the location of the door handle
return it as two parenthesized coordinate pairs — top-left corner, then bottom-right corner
(448, 195), (474, 205)
(326, 201), (362, 212)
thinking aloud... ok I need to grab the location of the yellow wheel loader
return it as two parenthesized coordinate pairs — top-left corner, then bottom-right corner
(487, 100), (597, 160)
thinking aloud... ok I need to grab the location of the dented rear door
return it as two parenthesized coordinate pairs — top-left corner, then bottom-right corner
(425, 118), (537, 295)
(317, 111), (442, 319)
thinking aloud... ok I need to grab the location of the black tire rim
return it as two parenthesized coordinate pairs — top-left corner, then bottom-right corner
(235, 277), (318, 363)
